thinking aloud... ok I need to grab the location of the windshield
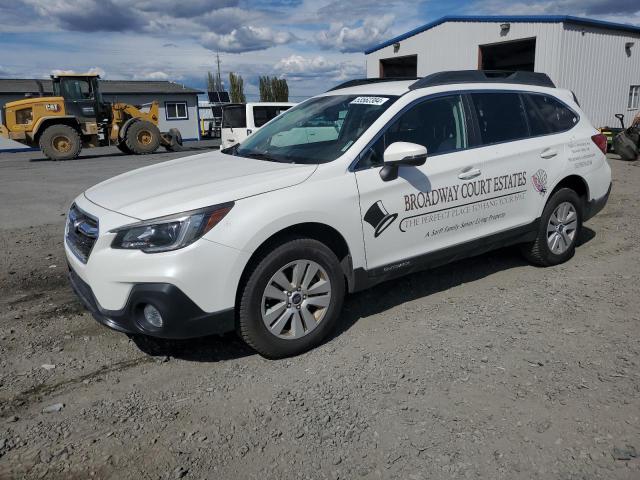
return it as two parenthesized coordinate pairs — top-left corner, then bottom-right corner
(233, 95), (398, 164)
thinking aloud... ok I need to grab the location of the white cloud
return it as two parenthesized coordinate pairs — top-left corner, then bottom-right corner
(133, 71), (172, 80)
(51, 66), (106, 77)
(199, 7), (262, 34)
(274, 54), (362, 81)
(201, 26), (295, 53)
(316, 15), (395, 53)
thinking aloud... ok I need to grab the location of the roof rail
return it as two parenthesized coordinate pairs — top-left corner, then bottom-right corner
(327, 77), (419, 92)
(409, 70), (555, 90)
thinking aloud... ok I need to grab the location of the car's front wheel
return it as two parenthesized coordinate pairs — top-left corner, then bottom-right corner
(238, 238), (345, 358)
(521, 188), (583, 266)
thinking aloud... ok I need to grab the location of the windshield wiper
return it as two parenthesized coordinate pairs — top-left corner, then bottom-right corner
(238, 150), (282, 162)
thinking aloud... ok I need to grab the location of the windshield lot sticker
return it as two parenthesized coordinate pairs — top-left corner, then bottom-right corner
(350, 97), (389, 106)
(364, 200), (397, 237)
(531, 169), (547, 195)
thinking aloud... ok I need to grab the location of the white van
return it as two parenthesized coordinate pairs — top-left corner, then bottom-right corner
(221, 102), (295, 149)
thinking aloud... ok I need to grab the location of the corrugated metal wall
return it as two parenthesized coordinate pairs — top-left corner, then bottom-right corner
(366, 21), (564, 82)
(366, 20), (640, 127)
(559, 24), (640, 127)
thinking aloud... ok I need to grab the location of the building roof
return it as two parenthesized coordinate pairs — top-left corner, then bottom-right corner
(365, 15), (640, 54)
(0, 78), (203, 95)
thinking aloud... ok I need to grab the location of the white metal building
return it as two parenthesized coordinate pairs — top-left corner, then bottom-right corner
(365, 15), (640, 128)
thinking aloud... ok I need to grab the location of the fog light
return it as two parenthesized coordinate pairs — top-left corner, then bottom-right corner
(143, 304), (163, 328)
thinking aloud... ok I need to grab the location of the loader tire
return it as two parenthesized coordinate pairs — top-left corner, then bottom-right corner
(124, 120), (161, 155)
(116, 142), (133, 154)
(39, 124), (81, 161)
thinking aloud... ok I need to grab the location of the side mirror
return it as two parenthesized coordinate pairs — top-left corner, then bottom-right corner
(380, 142), (427, 181)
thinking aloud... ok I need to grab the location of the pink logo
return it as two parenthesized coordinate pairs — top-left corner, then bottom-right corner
(532, 169), (547, 195)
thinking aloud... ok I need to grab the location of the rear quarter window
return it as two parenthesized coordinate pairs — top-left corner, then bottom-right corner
(526, 94), (578, 133)
(471, 92), (529, 145)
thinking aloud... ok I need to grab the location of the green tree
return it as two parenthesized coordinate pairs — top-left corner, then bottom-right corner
(259, 76), (289, 102)
(259, 76), (273, 102)
(229, 72), (246, 103)
(271, 77), (289, 102)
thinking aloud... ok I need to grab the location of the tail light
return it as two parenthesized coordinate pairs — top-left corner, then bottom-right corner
(591, 133), (607, 155)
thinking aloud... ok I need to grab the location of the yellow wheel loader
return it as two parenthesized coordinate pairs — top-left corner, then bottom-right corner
(0, 73), (182, 160)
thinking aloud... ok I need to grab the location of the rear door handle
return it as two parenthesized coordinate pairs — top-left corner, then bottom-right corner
(540, 148), (558, 159)
(458, 167), (481, 180)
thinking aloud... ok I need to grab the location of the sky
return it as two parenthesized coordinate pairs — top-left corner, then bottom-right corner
(0, 0), (638, 100)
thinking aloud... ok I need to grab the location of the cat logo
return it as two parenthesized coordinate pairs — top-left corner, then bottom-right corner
(45, 104), (60, 112)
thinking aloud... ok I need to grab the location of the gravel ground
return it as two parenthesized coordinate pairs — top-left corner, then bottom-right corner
(0, 151), (639, 480)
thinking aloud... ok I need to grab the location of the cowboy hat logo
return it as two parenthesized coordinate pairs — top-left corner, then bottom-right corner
(364, 201), (398, 237)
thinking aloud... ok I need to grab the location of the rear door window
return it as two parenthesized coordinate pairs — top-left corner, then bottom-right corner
(222, 106), (246, 128)
(526, 94), (578, 133)
(252, 105), (292, 127)
(470, 92), (529, 145)
(522, 94), (550, 136)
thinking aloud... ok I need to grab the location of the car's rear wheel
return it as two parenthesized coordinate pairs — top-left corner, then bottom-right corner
(521, 188), (583, 266)
(238, 238), (345, 358)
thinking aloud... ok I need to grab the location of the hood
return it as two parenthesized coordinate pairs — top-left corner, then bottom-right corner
(84, 150), (317, 219)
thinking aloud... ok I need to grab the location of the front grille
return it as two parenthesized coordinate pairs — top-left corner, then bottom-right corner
(66, 204), (99, 263)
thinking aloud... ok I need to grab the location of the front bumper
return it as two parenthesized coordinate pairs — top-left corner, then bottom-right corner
(69, 266), (235, 339)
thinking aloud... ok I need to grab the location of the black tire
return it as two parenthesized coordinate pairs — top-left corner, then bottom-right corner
(116, 142), (133, 154)
(124, 120), (161, 154)
(521, 188), (583, 267)
(39, 124), (81, 161)
(613, 132), (638, 161)
(238, 238), (346, 359)
(163, 128), (183, 152)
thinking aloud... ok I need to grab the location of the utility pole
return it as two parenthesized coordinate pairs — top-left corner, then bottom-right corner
(215, 52), (224, 91)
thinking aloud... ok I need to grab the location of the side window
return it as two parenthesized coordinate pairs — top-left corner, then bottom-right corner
(522, 94), (550, 136)
(61, 79), (93, 101)
(253, 106), (292, 127)
(166, 102), (188, 120)
(527, 94), (578, 133)
(359, 95), (467, 169)
(471, 92), (528, 144)
(222, 106), (246, 128)
(253, 106), (270, 127)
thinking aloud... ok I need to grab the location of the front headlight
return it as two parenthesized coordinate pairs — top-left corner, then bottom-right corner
(110, 203), (233, 253)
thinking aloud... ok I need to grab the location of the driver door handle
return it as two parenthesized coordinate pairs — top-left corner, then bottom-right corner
(458, 167), (481, 180)
(540, 148), (558, 159)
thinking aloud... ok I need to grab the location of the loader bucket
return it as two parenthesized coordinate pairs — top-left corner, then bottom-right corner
(160, 128), (183, 151)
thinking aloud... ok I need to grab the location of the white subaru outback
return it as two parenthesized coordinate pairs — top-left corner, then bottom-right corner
(66, 71), (611, 358)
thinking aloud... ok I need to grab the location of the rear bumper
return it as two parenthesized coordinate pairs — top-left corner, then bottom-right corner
(69, 266), (235, 339)
(584, 182), (611, 222)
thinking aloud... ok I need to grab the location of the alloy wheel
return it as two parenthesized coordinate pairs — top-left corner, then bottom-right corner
(547, 201), (578, 254)
(261, 260), (332, 340)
